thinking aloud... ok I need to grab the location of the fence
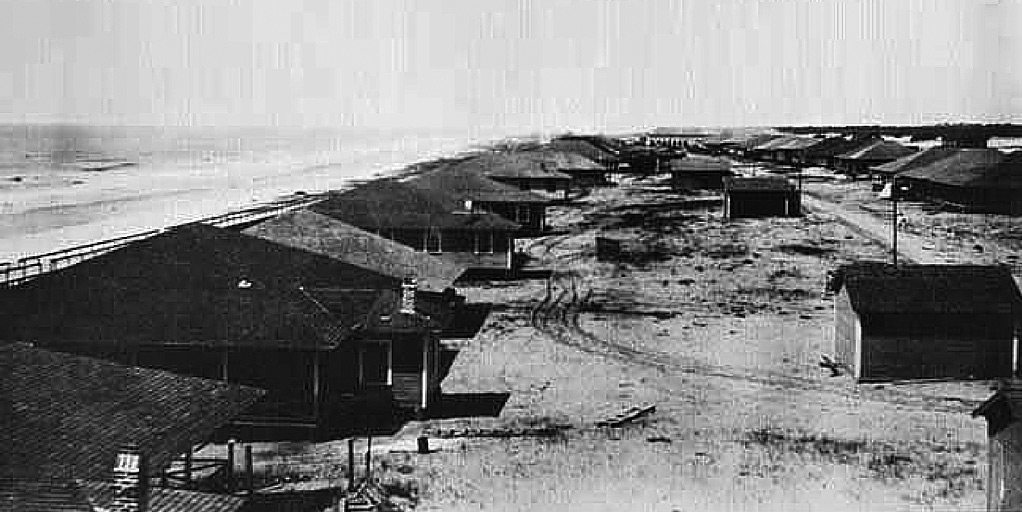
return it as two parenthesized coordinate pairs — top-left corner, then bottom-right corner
(0, 195), (326, 288)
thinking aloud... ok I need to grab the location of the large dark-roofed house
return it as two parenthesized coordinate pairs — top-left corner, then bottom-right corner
(867, 146), (959, 185)
(831, 263), (1022, 382)
(897, 149), (1022, 215)
(0, 223), (449, 428)
(311, 179), (521, 273)
(722, 176), (800, 218)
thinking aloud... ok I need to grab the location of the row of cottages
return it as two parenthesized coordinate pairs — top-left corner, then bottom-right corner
(894, 149), (1022, 215)
(642, 127), (711, 148)
(311, 179), (521, 274)
(4, 343), (263, 512)
(437, 152), (573, 201)
(830, 263), (1021, 382)
(722, 176), (801, 219)
(668, 154), (735, 191)
(833, 139), (918, 177)
(803, 136), (886, 168)
(0, 222), (465, 431)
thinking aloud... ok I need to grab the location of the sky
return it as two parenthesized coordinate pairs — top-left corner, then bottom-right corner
(2, 0), (1021, 133)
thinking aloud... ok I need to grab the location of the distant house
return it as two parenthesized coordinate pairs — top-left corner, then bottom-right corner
(896, 149), (1022, 215)
(972, 381), (1022, 512)
(722, 176), (800, 218)
(443, 152), (573, 200)
(311, 179), (521, 272)
(3, 343), (262, 512)
(749, 135), (801, 162)
(526, 149), (610, 189)
(801, 136), (872, 168)
(669, 155), (735, 191)
(831, 263), (1021, 382)
(833, 140), (918, 177)
(644, 127), (711, 148)
(0, 224), (449, 428)
(548, 136), (622, 172)
(408, 166), (550, 235)
(769, 136), (823, 165)
(867, 146), (959, 186)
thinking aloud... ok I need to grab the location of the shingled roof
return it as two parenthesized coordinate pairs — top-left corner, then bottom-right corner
(409, 166), (550, 203)
(723, 176), (796, 191)
(311, 180), (520, 231)
(832, 263), (1022, 314)
(243, 210), (466, 292)
(0, 224), (397, 349)
(836, 140), (918, 161)
(868, 146), (959, 176)
(803, 136), (875, 159)
(3, 344), (265, 482)
(83, 481), (248, 512)
(897, 149), (1022, 189)
(669, 155), (734, 173)
(752, 135), (802, 151)
(772, 137), (823, 151)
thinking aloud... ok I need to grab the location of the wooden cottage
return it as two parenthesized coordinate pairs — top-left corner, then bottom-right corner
(833, 140), (918, 177)
(749, 135), (801, 162)
(311, 179), (521, 273)
(896, 149), (1022, 215)
(450, 152), (573, 200)
(722, 176), (800, 218)
(3, 343), (262, 512)
(408, 167), (550, 235)
(669, 155), (735, 191)
(0, 224), (449, 429)
(972, 381), (1022, 512)
(831, 263), (1021, 382)
(769, 136), (822, 165)
(529, 150), (610, 189)
(866, 146), (959, 186)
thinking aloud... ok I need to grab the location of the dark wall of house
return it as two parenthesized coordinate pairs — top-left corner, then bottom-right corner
(671, 172), (728, 191)
(859, 312), (1015, 381)
(726, 191), (797, 218)
(901, 179), (1022, 215)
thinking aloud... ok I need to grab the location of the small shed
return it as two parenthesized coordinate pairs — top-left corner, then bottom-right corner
(973, 381), (1022, 512)
(831, 263), (1021, 382)
(669, 155), (734, 191)
(722, 177), (800, 218)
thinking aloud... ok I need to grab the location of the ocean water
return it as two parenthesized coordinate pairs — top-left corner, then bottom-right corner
(0, 124), (504, 260)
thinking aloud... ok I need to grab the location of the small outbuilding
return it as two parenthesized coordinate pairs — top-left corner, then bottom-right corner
(972, 380), (1022, 512)
(722, 176), (800, 218)
(831, 263), (1021, 382)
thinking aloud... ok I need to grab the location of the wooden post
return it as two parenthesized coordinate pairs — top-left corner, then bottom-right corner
(183, 450), (192, 485)
(244, 445), (254, 494)
(226, 440), (235, 493)
(313, 349), (321, 423)
(220, 349), (229, 381)
(892, 177), (899, 267)
(365, 430), (373, 482)
(348, 438), (356, 491)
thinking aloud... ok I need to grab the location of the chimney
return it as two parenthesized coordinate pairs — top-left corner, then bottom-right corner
(401, 277), (417, 315)
(109, 444), (148, 512)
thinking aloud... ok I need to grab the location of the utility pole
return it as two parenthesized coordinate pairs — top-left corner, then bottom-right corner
(891, 177), (899, 267)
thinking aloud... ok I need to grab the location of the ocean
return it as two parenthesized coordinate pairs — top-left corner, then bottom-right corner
(0, 124), (507, 260)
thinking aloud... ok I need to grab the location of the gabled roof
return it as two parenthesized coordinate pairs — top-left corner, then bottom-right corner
(547, 137), (622, 162)
(835, 140), (918, 161)
(972, 380), (1022, 436)
(243, 211), (466, 292)
(3, 344), (265, 481)
(833, 263), (1022, 314)
(451, 152), (575, 180)
(0, 224), (398, 349)
(735, 133), (784, 150)
(410, 165), (550, 203)
(723, 176), (796, 191)
(311, 180), (520, 231)
(897, 149), (1022, 189)
(772, 137), (823, 151)
(524, 150), (605, 171)
(752, 135), (802, 151)
(803, 136), (874, 159)
(669, 155), (734, 173)
(868, 146), (959, 176)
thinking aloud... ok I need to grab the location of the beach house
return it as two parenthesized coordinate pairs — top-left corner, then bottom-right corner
(896, 149), (1022, 215)
(833, 140), (918, 177)
(0, 224), (449, 429)
(409, 166), (552, 233)
(449, 152), (574, 200)
(669, 155), (735, 191)
(831, 263), (1021, 382)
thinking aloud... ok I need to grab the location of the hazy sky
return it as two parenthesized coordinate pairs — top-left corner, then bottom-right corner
(2, 0), (1020, 133)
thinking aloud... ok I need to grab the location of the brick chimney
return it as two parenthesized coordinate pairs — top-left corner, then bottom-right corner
(400, 277), (418, 315)
(109, 444), (148, 512)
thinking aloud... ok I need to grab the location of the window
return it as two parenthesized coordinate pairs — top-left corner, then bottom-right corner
(360, 342), (392, 387)
(424, 227), (442, 253)
(475, 231), (494, 254)
(516, 205), (531, 224)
